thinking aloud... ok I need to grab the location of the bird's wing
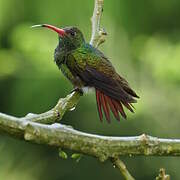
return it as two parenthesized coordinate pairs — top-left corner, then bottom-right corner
(68, 45), (138, 102)
(67, 45), (139, 122)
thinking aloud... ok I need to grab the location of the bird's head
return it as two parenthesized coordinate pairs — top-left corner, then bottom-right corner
(32, 24), (85, 51)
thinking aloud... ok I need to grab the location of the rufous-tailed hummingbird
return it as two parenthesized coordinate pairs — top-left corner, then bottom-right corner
(32, 24), (139, 123)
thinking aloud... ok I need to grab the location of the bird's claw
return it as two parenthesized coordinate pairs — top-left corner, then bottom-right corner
(71, 88), (83, 96)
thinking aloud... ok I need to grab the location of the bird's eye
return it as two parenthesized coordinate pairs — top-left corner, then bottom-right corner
(70, 31), (76, 37)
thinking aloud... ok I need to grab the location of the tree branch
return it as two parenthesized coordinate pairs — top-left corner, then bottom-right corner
(1, 115), (180, 160)
(111, 157), (135, 180)
(90, 0), (107, 47)
(21, 91), (81, 124)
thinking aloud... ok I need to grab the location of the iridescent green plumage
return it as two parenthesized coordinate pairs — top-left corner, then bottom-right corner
(33, 24), (139, 122)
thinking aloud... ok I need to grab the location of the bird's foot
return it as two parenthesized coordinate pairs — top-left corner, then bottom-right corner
(71, 88), (84, 96)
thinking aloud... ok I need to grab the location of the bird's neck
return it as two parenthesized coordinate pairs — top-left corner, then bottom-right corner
(54, 44), (66, 66)
(54, 38), (86, 67)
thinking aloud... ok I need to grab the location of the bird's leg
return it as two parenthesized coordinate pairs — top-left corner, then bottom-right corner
(71, 87), (84, 96)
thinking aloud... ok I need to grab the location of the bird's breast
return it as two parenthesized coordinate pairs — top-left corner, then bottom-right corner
(54, 45), (67, 67)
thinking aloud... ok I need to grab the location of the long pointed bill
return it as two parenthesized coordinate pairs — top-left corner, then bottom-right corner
(31, 24), (65, 37)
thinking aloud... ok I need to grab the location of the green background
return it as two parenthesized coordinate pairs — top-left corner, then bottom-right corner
(0, 0), (180, 179)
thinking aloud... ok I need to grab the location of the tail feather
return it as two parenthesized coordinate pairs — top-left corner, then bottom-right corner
(105, 95), (120, 121)
(95, 89), (137, 122)
(100, 93), (111, 123)
(95, 90), (103, 122)
(122, 102), (134, 113)
(117, 101), (127, 119)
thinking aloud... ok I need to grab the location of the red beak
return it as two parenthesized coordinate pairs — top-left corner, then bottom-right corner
(31, 24), (65, 37)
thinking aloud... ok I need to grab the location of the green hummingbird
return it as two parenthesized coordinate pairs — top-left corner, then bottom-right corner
(32, 24), (139, 123)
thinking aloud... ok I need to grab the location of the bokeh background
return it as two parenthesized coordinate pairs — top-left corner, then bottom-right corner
(0, 0), (180, 179)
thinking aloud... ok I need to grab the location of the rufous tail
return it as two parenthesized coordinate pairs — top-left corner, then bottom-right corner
(95, 89), (135, 123)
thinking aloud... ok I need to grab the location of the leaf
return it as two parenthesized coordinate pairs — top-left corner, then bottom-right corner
(58, 149), (68, 159)
(71, 153), (83, 163)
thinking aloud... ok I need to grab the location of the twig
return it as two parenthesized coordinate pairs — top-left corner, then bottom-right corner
(21, 91), (81, 124)
(156, 168), (170, 180)
(111, 157), (135, 180)
(90, 0), (107, 47)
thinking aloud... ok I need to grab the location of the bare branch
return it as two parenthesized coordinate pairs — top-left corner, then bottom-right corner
(111, 157), (135, 180)
(90, 0), (107, 47)
(21, 91), (81, 124)
(1, 115), (180, 162)
(156, 168), (170, 180)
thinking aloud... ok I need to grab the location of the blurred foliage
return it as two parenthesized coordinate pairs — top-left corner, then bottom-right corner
(0, 0), (180, 179)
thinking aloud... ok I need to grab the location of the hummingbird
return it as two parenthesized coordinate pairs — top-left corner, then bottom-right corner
(32, 24), (139, 123)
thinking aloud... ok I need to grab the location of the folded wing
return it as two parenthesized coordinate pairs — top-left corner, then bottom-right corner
(67, 46), (139, 122)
